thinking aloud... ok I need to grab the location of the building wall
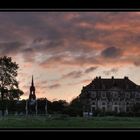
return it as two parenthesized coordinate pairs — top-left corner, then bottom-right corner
(80, 89), (139, 113)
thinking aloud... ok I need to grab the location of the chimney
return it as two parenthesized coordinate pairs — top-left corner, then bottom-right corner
(112, 76), (115, 85)
(124, 76), (128, 79)
(95, 76), (98, 79)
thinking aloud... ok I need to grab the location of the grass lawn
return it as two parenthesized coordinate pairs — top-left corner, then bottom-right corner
(0, 115), (140, 128)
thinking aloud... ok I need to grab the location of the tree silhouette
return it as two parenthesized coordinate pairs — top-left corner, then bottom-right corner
(0, 56), (22, 116)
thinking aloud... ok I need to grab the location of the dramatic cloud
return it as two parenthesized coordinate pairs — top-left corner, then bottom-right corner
(0, 12), (140, 101)
(101, 47), (122, 58)
(61, 67), (98, 80)
(0, 41), (24, 56)
(134, 61), (140, 66)
(103, 68), (119, 76)
(48, 84), (61, 89)
(66, 79), (92, 86)
(62, 71), (83, 79)
(22, 47), (36, 62)
(85, 66), (98, 73)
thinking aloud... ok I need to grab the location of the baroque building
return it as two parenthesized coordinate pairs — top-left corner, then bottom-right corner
(79, 76), (140, 114)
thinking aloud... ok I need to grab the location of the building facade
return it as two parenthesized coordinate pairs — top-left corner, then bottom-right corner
(79, 76), (140, 114)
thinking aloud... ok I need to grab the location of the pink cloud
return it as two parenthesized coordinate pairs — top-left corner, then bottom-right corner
(0, 12), (140, 101)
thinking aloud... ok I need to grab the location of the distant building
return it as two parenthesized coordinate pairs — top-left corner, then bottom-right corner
(28, 75), (37, 114)
(29, 75), (36, 101)
(79, 76), (140, 114)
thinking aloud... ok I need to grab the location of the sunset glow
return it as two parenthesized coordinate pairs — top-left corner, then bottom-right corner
(0, 12), (140, 102)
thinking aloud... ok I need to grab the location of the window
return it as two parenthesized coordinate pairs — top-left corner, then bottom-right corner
(135, 92), (140, 98)
(102, 92), (106, 98)
(92, 92), (96, 98)
(125, 92), (130, 98)
(114, 107), (118, 112)
(126, 102), (129, 105)
(113, 92), (118, 98)
(92, 102), (95, 105)
(92, 107), (95, 112)
(102, 102), (106, 105)
(114, 102), (118, 105)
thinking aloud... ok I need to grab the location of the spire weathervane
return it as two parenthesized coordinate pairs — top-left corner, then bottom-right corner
(31, 75), (34, 87)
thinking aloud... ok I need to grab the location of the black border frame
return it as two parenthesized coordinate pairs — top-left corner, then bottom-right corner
(0, 4), (140, 132)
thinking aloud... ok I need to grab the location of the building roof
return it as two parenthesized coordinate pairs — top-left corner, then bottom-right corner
(83, 76), (140, 91)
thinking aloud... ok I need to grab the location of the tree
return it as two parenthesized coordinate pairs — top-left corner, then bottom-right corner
(64, 97), (83, 116)
(51, 100), (68, 113)
(9, 88), (24, 100)
(0, 56), (22, 116)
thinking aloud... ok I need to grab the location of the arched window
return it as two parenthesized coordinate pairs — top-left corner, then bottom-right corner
(125, 92), (130, 98)
(126, 102), (129, 105)
(114, 102), (118, 105)
(102, 102), (106, 105)
(102, 92), (106, 98)
(113, 92), (118, 98)
(135, 92), (140, 98)
(92, 102), (95, 105)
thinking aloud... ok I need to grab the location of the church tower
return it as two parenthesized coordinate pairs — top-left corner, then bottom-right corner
(29, 75), (36, 101)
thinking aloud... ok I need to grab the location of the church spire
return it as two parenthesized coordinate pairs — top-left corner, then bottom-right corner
(29, 75), (36, 101)
(31, 75), (34, 87)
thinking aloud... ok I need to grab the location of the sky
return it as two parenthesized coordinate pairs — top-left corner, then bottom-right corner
(0, 12), (140, 102)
